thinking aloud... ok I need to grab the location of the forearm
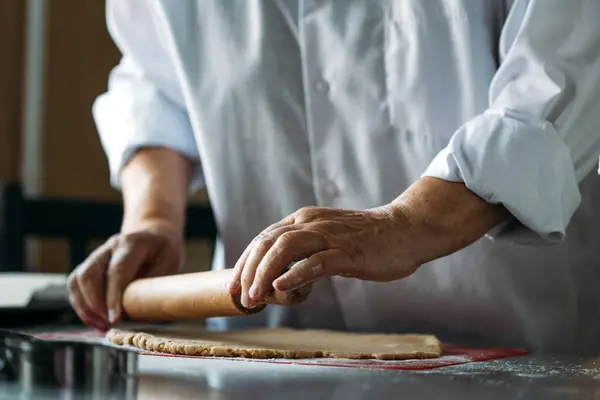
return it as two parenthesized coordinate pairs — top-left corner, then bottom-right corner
(120, 147), (194, 232)
(390, 177), (509, 265)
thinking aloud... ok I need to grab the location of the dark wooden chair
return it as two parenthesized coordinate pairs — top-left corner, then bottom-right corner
(0, 183), (217, 272)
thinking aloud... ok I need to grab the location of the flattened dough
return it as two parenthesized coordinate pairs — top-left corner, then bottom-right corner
(107, 328), (441, 360)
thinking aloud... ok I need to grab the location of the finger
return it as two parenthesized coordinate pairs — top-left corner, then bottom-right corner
(228, 214), (296, 294)
(228, 214), (296, 296)
(74, 243), (113, 323)
(273, 249), (353, 292)
(67, 277), (108, 331)
(68, 277), (107, 329)
(142, 242), (181, 278)
(227, 243), (253, 295)
(249, 230), (326, 301)
(106, 240), (152, 324)
(239, 225), (296, 308)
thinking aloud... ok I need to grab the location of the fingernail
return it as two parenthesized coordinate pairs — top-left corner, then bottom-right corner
(274, 277), (288, 290)
(241, 293), (250, 308)
(108, 306), (121, 324)
(249, 285), (260, 300)
(228, 280), (240, 293)
(274, 277), (295, 292)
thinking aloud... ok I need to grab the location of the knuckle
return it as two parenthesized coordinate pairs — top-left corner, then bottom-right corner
(67, 274), (78, 291)
(309, 253), (325, 269)
(266, 220), (284, 232)
(107, 255), (128, 276)
(106, 263), (124, 278)
(275, 232), (296, 251)
(295, 206), (317, 221)
(299, 206), (317, 213)
(255, 235), (276, 251)
(106, 234), (123, 249)
(311, 261), (326, 277)
(312, 229), (331, 246)
(240, 267), (255, 284)
(232, 260), (244, 274)
(119, 232), (138, 246)
(121, 230), (152, 246)
(87, 243), (112, 263)
(75, 270), (96, 288)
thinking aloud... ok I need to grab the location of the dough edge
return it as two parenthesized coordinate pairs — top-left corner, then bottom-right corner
(106, 328), (442, 360)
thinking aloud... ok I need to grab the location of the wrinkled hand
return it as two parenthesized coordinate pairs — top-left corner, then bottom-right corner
(227, 205), (420, 308)
(67, 220), (184, 331)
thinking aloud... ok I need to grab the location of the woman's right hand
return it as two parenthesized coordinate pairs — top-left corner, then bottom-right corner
(67, 219), (184, 331)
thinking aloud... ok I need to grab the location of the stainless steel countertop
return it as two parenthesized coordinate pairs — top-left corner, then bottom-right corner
(132, 353), (600, 399)
(2, 326), (600, 399)
(3, 352), (600, 399)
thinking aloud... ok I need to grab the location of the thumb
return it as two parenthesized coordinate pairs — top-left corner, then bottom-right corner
(105, 240), (150, 324)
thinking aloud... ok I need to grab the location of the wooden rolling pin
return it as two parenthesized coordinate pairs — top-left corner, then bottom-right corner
(122, 269), (312, 322)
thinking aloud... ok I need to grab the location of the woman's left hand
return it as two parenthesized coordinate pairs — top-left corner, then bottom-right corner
(227, 205), (420, 308)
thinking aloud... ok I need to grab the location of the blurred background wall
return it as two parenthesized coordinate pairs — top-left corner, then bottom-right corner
(0, 0), (212, 274)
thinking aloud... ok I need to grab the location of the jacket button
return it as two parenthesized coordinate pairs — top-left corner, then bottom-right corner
(322, 180), (339, 198)
(315, 80), (329, 93)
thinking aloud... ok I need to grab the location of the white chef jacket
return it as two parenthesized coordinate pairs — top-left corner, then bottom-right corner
(94, 0), (600, 355)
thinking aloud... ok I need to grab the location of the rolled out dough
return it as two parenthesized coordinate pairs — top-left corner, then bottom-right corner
(106, 328), (441, 360)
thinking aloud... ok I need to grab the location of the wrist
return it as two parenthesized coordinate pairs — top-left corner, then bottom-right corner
(121, 181), (187, 234)
(121, 186), (186, 230)
(387, 177), (509, 264)
(120, 147), (192, 235)
(369, 202), (423, 268)
(121, 209), (185, 235)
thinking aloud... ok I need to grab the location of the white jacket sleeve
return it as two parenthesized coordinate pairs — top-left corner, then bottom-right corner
(93, 0), (203, 190)
(423, 0), (600, 244)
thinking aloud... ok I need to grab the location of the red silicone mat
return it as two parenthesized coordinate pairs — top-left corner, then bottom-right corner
(33, 330), (528, 371)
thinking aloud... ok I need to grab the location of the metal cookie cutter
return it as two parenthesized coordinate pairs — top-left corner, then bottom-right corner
(0, 329), (138, 397)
